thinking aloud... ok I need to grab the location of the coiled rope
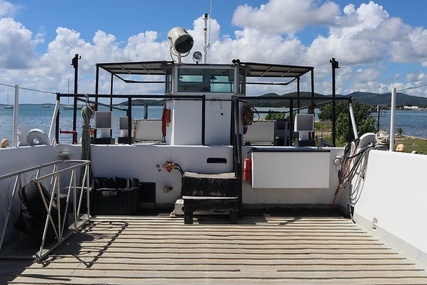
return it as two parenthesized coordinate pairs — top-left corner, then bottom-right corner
(241, 104), (259, 126)
(331, 132), (390, 212)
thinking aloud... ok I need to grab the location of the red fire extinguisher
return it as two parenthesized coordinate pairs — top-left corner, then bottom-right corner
(243, 152), (252, 181)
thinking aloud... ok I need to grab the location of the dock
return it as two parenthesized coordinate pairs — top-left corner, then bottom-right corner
(1, 213), (427, 284)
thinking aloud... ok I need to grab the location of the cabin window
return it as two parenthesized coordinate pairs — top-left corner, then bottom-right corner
(177, 67), (235, 93)
(165, 73), (171, 93)
(165, 68), (173, 93)
(238, 68), (246, 94)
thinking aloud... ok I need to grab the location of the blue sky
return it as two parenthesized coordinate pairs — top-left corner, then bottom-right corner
(1, 0), (427, 103)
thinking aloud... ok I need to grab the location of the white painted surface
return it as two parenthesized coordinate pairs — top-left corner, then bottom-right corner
(353, 150), (427, 265)
(0, 144), (81, 243)
(134, 120), (162, 141)
(167, 100), (232, 145)
(243, 121), (275, 144)
(294, 114), (314, 131)
(240, 146), (345, 206)
(251, 150), (330, 188)
(91, 144), (234, 204)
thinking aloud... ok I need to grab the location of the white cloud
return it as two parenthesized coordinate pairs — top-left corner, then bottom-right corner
(232, 0), (340, 35)
(123, 31), (167, 62)
(0, 18), (38, 69)
(0, 0), (18, 17)
(392, 27), (427, 66)
(209, 28), (306, 65)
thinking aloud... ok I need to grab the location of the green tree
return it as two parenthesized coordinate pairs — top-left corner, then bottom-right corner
(318, 100), (377, 143)
(265, 111), (285, 120)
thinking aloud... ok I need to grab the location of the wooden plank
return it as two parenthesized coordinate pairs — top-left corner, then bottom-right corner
(9, 270), (426, 282)
(1, 214), (426, 285)
(9, 267), (427, 280)
(182, 196), (238, 200)
(26, 262), (420, 272)
(36, 256), (413, 266)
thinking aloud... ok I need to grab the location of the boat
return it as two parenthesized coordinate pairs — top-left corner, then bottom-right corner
(62, 104), (84, 110)
(62, 95), (82, 110)
(62, 104), (75, 110)
(0, 25), (426, 284)
(4, 92), (13, 109)
(41, 104), (51, 108)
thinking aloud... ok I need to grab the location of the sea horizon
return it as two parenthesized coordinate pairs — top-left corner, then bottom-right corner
(1, 104), (427, 145)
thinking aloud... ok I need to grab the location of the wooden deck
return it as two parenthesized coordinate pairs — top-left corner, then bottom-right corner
(1, 214), (427, 284)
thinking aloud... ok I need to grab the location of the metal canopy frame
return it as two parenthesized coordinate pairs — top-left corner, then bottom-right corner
(95, 60), (315, 99)
(96, 60), (313, 80)
(90, 60), (315, 147)
(240, 62), (313, 78)
(97, 61), (174, 76)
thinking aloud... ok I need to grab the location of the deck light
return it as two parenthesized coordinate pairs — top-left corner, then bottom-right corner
(168, 27), (194, 63)
(192, 51), (202, 63)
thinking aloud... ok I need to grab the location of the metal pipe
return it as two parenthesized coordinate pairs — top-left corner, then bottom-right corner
(127, 96), (132, 144)
(201, 95), (206, 145)
(0, 175), (19, 249)
(330, 58), (339, 147)
(389, 87), (396, 151)
(349, 102), (358, 140)
(144, 104), (148, 119)
(12, 85), (19, 147)
(0, 160), (91, 256)
(55, 93), (60, 143)
(71, 54), (80, 135)
(48, 100), (61, 143)
(289, 99), (294, 144)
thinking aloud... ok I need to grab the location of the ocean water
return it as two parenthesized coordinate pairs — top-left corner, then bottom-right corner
(1, 105), (426, 145)
(251, 107), (427, 138)
(0, 104), (164, 145)
(373, 109), (427, 138)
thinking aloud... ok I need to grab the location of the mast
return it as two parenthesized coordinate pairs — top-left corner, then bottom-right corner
(71, 54), (81, 136)
(203, 13), (209, 64)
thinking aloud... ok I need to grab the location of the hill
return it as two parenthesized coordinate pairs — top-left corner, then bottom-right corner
(250, 91), (427, 108)
(347, 91), (427, 107)
(118, 91), (427, 108)
(249, 92), (325, 107)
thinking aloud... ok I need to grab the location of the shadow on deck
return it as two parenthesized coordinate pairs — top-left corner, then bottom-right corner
(1, 211), (427, 284)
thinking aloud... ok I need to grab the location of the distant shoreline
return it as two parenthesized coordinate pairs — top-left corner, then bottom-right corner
(398, 135), (427, 140)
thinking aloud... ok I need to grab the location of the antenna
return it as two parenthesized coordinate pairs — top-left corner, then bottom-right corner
(209, 0), (213, 45)
(203, 0), (213, 63)
(203, 13), (209, 64)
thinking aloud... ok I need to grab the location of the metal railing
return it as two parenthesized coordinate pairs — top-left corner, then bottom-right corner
(0, 160), (91, 261)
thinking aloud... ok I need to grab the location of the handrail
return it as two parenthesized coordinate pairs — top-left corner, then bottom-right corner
(0, 160), (62, 181)
(0, 160), (91, 261)
(48, 100), (61, 143)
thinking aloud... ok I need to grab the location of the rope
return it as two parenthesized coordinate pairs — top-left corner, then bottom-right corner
(332, 131), (390, 211)
(0, 82), (57, 95)
(241, 104), (259, 126)
(375, 131), (390, 147)
(81, 106), (93, 159)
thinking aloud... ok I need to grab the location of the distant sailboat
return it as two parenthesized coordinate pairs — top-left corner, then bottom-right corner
(63, 78), (74, 110)
(63, 98), (83, 110)
(62, 94), (75, 109)
(62, 104), (74, 110)
(4, 92), (13, 109)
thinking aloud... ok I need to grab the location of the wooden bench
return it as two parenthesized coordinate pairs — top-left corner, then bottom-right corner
(181, 172), (239, 224)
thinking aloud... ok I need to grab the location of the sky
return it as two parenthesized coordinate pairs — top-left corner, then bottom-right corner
(1, 0), (427, 103)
